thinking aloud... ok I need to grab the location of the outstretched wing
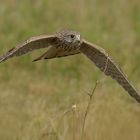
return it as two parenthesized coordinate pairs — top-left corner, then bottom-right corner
(0, 35), (57, 63)
(80, 40), (140, 103)
(33, 46), (81, 61)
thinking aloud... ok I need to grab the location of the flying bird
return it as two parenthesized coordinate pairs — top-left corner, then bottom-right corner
(0, 29), (140, 103)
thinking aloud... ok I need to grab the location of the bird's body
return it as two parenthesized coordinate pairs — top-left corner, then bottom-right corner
(0, 29), (140, 103)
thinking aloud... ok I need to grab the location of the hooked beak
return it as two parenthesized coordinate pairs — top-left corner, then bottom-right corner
(75, 35), (81, 43)
(76, 35), (80, 40)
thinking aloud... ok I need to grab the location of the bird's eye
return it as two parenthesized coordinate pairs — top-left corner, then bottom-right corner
(70, 34), (75, 38)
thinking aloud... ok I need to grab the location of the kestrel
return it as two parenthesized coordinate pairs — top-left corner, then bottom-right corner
(0, 29), (140, 103)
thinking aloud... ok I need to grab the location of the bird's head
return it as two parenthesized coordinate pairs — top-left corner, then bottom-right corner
(56, 29), (81, 47)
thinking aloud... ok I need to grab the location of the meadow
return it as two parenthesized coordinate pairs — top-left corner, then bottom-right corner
(0, 0), (140, 140)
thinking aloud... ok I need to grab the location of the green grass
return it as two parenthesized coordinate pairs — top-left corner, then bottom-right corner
(0, 0), (140, 140)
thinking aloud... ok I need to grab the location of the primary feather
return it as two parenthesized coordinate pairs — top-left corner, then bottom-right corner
(80, 40), (140, 103)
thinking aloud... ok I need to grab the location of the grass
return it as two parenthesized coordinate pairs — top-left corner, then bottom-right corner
(0, 0), (140, 139)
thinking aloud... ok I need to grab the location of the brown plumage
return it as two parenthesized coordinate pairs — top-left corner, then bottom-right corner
(0, 29), (140, 103)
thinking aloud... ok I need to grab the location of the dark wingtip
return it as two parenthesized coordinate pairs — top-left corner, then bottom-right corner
(32, 58), (44, 62)
(32, 59), (39, 62)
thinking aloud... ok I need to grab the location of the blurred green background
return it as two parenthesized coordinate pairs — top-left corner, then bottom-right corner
(0, 0), (140, 140)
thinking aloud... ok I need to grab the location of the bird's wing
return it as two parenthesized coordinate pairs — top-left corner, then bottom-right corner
(33, 47), (81, 62)
(80, 40), (140, 103)
(0, 35), (57, 63)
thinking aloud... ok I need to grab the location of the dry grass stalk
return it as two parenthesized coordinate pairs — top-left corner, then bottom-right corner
(81, 55), (109, 140)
